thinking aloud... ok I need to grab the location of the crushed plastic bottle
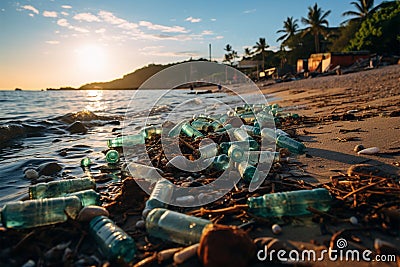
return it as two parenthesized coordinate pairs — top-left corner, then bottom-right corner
(29, 178), (96, 199)
(89, 216), (137, 263)
(146, 208), (211, 245)
(247, 188), (331, 217)
(1, 196), (82, 229)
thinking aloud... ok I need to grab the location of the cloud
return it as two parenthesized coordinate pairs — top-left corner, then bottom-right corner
(140, 46), (199, 57)
(185, 16), (201, 23)
(98, 10), (126, 25)
(95, 28), (106, 34)
(215, 35), (224, 40)
(73, 12), (100, 22)
(43, 11), (57, 18)
(57, 18), (89, 33)
(22, 5), (39, 15)
(210, 18), (217, 21)
(201, 30), (214, 35)
(61, 5), (72, 9)
(139, 21), (187, 33)
(61, 11), (69, 16)
(243, 9), (256, 14)
(46, 40), (60, 45)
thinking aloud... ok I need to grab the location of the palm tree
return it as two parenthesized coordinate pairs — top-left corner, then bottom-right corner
(342, 0), (374, 22)
(244, 47), (252, 57)
(223, 44), (233, 65)
(301, 3), (331, 53)
(224, 44), (232, 53)
(253, 38), (269, 71)
(276, 17), (299, 46)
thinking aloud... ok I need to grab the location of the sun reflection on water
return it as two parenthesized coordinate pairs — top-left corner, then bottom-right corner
(85, 90), (106, 112)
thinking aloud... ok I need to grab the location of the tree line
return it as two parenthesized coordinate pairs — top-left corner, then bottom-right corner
(223, 0), (400, 71)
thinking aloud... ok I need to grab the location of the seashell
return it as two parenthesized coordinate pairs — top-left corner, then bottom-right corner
(271, 224), (282, 235)
(77, 205), (109, 222)
(357, 147), (380, 155)
(173, 243), (199, 265)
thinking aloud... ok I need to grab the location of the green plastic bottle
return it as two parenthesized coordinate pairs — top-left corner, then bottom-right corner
(210, 154), (230, 170)
(228, 144), (244, 162)
(168, 120), (187, 137)
(240, 125), (261, 136)
(29, 178), (96, 199)
(68, 189), (101, 207)
(106, 150), (120, 164)
(141, 126), (162, 139)
(89, 216), (136, 263)
(247, 188), (332, 217)
(146, 208), (211, 245)
(237, 162), (259, 183)
(191, 120), (211, 131)
(181, 123), (204, 139)
(1, 196), (82, 229)
(80, 157), (92, 167)
(276, 135), (306, 154)
(143, 179), (174, 217)
(219, 140), (259, 154)
(107, 134), (145, 148)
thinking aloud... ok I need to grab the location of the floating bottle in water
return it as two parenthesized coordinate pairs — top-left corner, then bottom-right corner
(143, 179), (174, 218)
(68, 189), (101, 207)
(89, 216), (137, 263)
(276, 135), (306, 154)
(1, 196), (82, 229)
(106, 150), (120, 164)
(247, 188), (331, 217)
(228, 144), (245, 162)
(237, 162), (259, 183)
(29, 178), (96, 199)
(107, 134), (145, 148)
(146, 208), (211, 245)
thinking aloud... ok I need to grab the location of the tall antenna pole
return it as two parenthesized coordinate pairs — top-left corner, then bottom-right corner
(209, 43), (212, 61)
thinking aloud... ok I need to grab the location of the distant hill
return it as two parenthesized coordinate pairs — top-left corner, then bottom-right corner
(80, 58), (209, 90)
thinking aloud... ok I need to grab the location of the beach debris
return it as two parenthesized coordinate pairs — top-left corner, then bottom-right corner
(142, 179), (174, 218)
(80, 157), (92, 167)
(157, 247), (183, 263)
(349, 216), (358, 225)
(357, 147), (380, 155)
(135, 220), (145, 229)
(198, 224), (255, 267)
(347, 164), (388, 178)
(68, 189), (101, 206)
(77, 205), (109, 222)
(145, 208), (211, 245)
(21, 260), (36, 267)
(105, 149), (120, 164)
(374, 238), (400, 256)
(247, 188), (331, 217)
(37, 162), (62, 176)
(271, 224), (282, 235)
(66, 121), (87, 134)
(89, 215), (137, 263)
(29, 177), (95, 199)
(1, 196), (81, 229)
(173, 243), (199, 264)
(44, 242), (71, 266)
(353, 144), (365, 152)
(24, 168), (39, 180)
(389, 110), (400, 117)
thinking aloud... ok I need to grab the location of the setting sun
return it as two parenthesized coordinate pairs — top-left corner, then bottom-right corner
(75, 44), (107, 73)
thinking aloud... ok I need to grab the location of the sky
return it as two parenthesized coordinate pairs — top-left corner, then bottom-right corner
(0, 0), (386, 90)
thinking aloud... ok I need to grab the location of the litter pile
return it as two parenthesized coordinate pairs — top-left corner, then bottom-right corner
(0, 103), (399, 266)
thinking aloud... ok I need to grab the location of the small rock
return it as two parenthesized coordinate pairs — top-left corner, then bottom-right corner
(357, 147), (380, 155)
(349, 216), (358, 225)
(271, 224), (282, 235)
(135, 220), (146, 229)
(38, 162), (62, 176)
(21, 260), (36, 267)
(347, 164), (389, 178)
(77, 206), (109, 222)
(24, 169), (39, 179)
(389, 110), (400, 117)
(353, 144), (365, 152)
(66, 121), (87, 134)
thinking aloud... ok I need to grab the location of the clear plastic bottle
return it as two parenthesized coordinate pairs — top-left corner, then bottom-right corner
(107, 134), (145, 148)
(276, 135), (306, 154)
(68, 189), (101, 207)
(244, 151), (281, 165)
(234, 128), (252, 141)
(143, 179), (174, 217)
(106, 150), (120, 164)
(237, 162), (259, 183)
(1, 196), (82, 229)
(29, 178), (96, 199)
(220, 140), (259, 154)
(181, 123), (204, 139)
(247, 188), (332, 217)
(199, 143), (219, 159)
(89, 216), (136, 263)
(228, 144), (244, 162)
(124, 162), (163, 183)
(215, 123), (233, 133)
(145, 208), (211, 245)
